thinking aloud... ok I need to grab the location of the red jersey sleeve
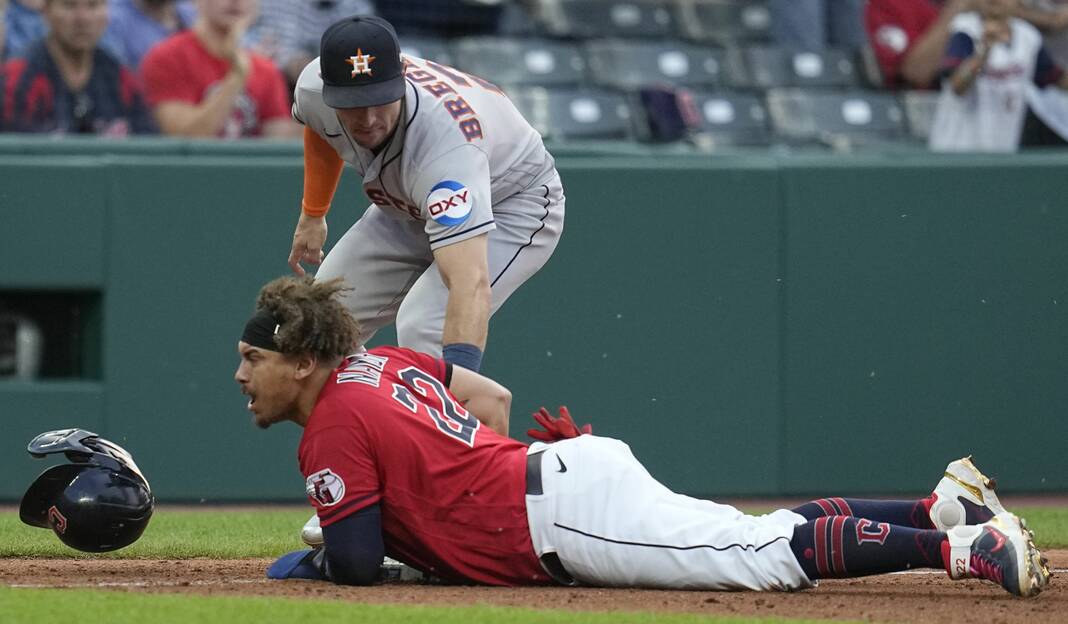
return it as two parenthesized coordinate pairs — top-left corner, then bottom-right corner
(141, 41), (199, 106)
(251, 54), (291, 122)
(301, 419), (381, 527)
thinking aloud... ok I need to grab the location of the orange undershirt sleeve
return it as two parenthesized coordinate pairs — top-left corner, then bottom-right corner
(302, 126), (345, 217)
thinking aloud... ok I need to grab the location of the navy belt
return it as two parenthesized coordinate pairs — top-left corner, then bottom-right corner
(526, 450), (545, 495)
(525, 449), (576, 586)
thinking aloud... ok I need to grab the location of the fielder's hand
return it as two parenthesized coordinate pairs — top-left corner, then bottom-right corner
(289, 213), (328, 276)
(527, 406), (591, 442)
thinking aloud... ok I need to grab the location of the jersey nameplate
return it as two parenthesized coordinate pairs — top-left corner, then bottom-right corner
(405, 59), (504, 142)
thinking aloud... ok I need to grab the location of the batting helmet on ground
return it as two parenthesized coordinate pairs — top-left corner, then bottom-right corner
(20, 429), (154, 552)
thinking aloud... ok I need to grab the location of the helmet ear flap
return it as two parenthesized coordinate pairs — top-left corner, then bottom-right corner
(20, 430), (154, 552)
(19, 464), (91, 529)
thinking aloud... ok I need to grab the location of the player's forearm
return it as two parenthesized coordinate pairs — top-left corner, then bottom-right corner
(448, 365), (511, 436)
(464, 392), (510, 436)
(302, 127), (345, 216)
(441, 281), (491, 350)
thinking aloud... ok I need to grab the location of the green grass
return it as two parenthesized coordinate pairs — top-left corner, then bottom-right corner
(0, 587), (845, 624)
(1013, 507), (1068, 547)
(3, 506), (1064, 624)
(0, 507), (312, 558)
(4, 505), (1067, 559)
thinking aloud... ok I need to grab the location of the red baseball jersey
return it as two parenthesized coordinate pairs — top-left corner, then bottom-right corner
(140, 31), (290, 138)
(866, 0), (941, 88)
(298, 346), (550, 586)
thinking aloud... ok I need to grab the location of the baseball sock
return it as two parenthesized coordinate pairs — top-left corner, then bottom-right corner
(791, 497), (935, 529)
(789, 516), (947, 580)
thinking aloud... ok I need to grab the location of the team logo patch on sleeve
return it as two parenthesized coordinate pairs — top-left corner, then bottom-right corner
(426, 180), (473, 226)
(306, 469), (346, 507)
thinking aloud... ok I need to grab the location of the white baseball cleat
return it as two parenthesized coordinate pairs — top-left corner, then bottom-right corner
(945, 512), (1052, 597)
(301, 513), (323, 547)
(929, 456), (1007, 532)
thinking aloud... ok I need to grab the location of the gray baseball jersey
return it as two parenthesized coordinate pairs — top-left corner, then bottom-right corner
(292, 55), (565, 355)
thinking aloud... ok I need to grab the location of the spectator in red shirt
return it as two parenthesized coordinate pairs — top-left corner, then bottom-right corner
(867, 0), (1068, 88)
(140, 0), (297, 138)
(3, 0), (154, 135)
(866, 0), (979, 89)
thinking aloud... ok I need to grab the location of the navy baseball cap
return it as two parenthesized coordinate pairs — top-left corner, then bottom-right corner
(320, 15), (405, 109)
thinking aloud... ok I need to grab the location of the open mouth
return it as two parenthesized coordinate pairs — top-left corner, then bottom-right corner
(241, 387), (257, 410)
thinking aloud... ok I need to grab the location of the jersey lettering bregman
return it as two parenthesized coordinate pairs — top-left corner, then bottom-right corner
(404, 59), (491, 142)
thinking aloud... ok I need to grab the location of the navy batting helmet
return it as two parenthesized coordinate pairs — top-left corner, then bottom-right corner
(19, 429), (154, 553)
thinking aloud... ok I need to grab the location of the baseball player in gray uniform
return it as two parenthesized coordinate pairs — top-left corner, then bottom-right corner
(287, 15), (563, 375)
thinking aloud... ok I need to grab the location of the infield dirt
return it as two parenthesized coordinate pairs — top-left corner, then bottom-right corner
(2, 551), (1065, 623)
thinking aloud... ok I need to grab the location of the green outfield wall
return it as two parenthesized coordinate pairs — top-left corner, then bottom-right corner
(2, 138), (1066, 501)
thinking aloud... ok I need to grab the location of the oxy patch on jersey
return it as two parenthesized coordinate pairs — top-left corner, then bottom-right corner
(306, 468), (346, 507)
(426, 180), (473, 226)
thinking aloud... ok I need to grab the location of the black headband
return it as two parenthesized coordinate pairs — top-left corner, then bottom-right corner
(241, 309), (282, 352)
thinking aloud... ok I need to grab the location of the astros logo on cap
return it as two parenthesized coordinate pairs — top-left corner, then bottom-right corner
(346, 49), (376, 77)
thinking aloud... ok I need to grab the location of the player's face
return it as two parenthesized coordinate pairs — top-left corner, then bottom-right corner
(335, 100), (403, 151)
(235, 342), (301, 429)
(44, 0), (109, 54)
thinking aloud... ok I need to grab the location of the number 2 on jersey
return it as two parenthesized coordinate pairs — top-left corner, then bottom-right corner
(392, 367), (480, 446)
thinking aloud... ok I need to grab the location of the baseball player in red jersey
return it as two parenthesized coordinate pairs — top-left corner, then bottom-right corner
(237, 276), (1051, 595)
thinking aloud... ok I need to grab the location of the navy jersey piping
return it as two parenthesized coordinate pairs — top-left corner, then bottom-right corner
(491, 185), (551, 288)
(553, 523), (791, 553)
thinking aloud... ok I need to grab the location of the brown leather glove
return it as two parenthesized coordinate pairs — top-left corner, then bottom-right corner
(527, 406), (592, 442)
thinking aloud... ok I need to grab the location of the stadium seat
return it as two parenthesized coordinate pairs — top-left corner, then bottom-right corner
(583, 40), (725, 90)
(536, 0), (677, 39)
(675, 0), (772, 45)
(766, 89), (906, 148)
(901, 90), (940, 143)
(510, 87), (634, 140)
(733, 47), (859, 90)
(690, 91), (771, 147)
(401, 37), (454, 66)
(450, 37), (586, 88)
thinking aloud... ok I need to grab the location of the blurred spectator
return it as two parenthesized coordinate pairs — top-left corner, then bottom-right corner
(106, 0), (196, 68)
(141, 0), (297, 138)
(0, 0), (8, 59)
(4, 0), (46, 59)
(769, 0), (867, 51)
(3, 0), (154, 135)
(248, 0), (371, 89)
(374, 0), (505, 37)
(867, 0), (979, 89)
(1, 0), (6, 130)
(1018, 0), (1068, 63)
(929, 0), (1068, 151)
(1019, 0), (1068, 143)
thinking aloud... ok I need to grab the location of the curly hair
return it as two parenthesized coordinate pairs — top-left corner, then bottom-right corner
(254, 276), (361, 361)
